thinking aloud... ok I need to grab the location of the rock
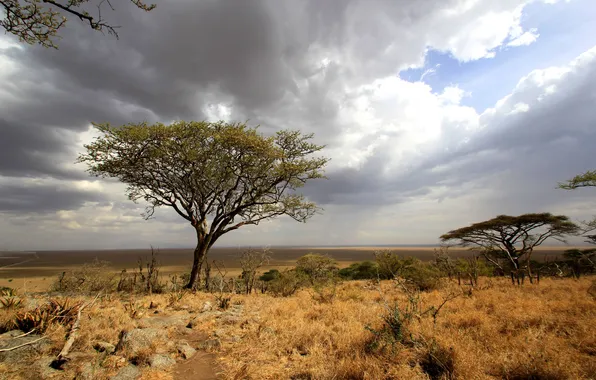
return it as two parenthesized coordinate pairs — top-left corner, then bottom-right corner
(201, 301), (212, 312)
(76, 362), (96, 380)
(213, 329), (225, 338)
(33, 356), (61, 379)
(0, 331), (49, 363)
(94, 341), (116, 354)
(119, 328), (168, 356)
(148, 354), (176, 369)
(219, 315), (242, 325)
(199, 338), (221, 352)
(231, 335), (241, 343)
(176, 341), (197, 359)
(111, 364), (141, 380)
(0, 330), (25, 339)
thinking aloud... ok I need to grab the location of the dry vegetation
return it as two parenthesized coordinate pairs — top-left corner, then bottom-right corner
(215, 277), (596, 380)
(1, 273), (595, 380)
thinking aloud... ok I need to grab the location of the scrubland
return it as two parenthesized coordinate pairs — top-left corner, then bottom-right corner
(1, 274), (595, 380)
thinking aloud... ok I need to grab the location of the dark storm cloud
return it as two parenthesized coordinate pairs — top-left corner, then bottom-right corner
(0, 0), (592, 224)
(0, 183), (105, 213)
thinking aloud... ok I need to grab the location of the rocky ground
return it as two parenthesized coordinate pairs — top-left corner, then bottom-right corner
(0, 295), (256, 380)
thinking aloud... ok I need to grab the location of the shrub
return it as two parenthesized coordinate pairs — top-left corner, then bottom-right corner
(338, 261), (378, 280)
(295, 253), (338, 285)
(0, 288), (23, 310)
(268, 270), (307, 297)
(259, 269), (281, 282)
(13, 298), (81, 333)
(401, 261), (443, 291)
(51, 258), (115, 293)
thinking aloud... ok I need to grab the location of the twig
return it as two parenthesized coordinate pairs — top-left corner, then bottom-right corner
(11, 329), (37, 339)
(0, 336), (47, 352)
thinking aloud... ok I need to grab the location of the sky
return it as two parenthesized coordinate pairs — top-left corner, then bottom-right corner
(1, 0), (596, 250)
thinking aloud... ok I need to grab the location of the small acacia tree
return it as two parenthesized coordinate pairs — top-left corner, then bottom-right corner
(440, 213), (579, 279)
(240, 248), (271, 294)
(1, 0), (155, 48)
(78, 120), (329, 289)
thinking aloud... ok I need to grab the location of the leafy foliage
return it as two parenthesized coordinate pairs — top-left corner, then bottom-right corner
(440, 213), (580, 273)
(78, 120), (328, 288)
(259, 269), (281, 282)
(295, 253), (338, 285)
(338, 261), (378, 280)
(1, 0), (155, 48)
(268, 270), (307, 297)
(558, 170), (596, 189)
(373, 250), (416, 279)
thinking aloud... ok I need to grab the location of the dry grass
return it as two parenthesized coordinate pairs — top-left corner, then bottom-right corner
(0, 277), (594, 379)
(213, 277), (596, 380)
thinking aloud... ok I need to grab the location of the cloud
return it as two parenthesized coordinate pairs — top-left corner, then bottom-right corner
(0, 0), (592, 249)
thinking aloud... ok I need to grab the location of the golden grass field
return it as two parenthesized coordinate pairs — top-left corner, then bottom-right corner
(1, 275), (595, 379)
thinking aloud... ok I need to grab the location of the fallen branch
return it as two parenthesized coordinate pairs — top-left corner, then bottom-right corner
(50, 294), (100, 370)
(0, 335), (47, 352)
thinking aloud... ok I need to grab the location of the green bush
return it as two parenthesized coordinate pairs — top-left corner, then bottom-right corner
(295, 253), (338, 285)
(400, 261), (443, 291)
(338, 261), (378, 280)
(268, 270), (307, 297)
(259, 269), (281, 282)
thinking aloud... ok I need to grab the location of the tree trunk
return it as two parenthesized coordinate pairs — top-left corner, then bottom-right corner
(186, 240), (209, 290)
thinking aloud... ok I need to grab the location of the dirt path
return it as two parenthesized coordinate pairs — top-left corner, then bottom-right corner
(171, 330), (220, 379)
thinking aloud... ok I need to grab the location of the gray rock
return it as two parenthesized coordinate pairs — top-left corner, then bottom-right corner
(0, 331), (48, 363)
(93, 341), (116, 354)
(148, 354), (176, 369)
(176, 341), (197, 359)
(111, 364), (141, 380)
(230, 335), (241, 343)
(201, 301), (212, 312)
(0, 330), (25, 339)
(120, 328), (168, 356)
(199, 338), (221, 352)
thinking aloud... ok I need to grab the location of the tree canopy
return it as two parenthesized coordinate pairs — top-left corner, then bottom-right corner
(558, 169), (596, 238)
(558, 170), (596, 190)
(1, 0), (155, 48)
(78, 120), (329, 288)
(440, 213), (580, 275)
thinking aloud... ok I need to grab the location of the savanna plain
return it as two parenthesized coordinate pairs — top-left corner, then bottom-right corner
(0, 246), (595, 380)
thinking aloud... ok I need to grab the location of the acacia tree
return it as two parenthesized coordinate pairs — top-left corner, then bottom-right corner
(440, 213), (579, 279)
(1, 0), (155, 48)
(78, 120), (329, 289)
(558, 170), (596, 190)
(559, 170), (596, 235)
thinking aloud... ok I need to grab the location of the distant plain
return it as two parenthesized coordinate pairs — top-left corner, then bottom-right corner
(0, 245), (576, 290)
